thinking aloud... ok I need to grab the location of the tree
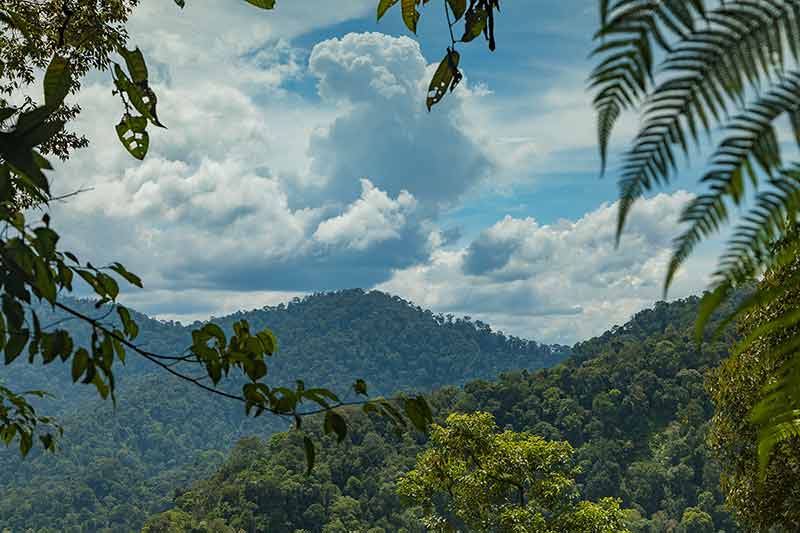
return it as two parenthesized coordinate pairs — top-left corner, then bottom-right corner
(396, 412), (629, 532)
(590, 0), (800, 475)
(707, 232), (800, 531)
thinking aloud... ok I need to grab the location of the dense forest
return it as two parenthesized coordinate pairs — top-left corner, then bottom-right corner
(140, 294), (742, 532)
(0, 290), (567, 532)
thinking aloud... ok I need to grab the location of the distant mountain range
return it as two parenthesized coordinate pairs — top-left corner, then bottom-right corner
(1, 289), (569, 531)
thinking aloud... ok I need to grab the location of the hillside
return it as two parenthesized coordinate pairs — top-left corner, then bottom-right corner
(0, 289), (567, 532)
(142, 295), (744, 532)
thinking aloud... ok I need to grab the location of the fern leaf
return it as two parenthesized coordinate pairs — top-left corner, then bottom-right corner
(614, 1), (800, 241)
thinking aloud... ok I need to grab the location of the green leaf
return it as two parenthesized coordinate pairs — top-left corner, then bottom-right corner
(18, 120), (66, 150)
(109, 262), (143, 288)
(119, 48), (148, 84)
(377, 0), (399, 20)
(324, 410), (348, 443)
(427, 49), (460, 111)
(174, 0), (185, 6)
(117, 306), (139, 339)
(447, 0), (466, 20)
(401, 0), (419, 33)
(19, 430), (32, 457)
(303, 435), (315, 475)
(404, 396), (432, 431)
(201, 323), (227, 345)
(115, 115), (149, 160)
(5, 330), (29, 365)
(462, 4), (487, 42)
(43, 56), (71, 109)
(15, 106), (50, 135)
(245, 0), (276, 8)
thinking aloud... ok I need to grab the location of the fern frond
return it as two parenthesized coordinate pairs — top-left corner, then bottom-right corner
(590, 0), (705, 174)
(615, 1), (800, 241)
(708, 268), (800, 341)
(667, 71), (800, 290)
(751, 343), (800, 476)
(711, 170), (800, 293)
(696, 237), (800, 344)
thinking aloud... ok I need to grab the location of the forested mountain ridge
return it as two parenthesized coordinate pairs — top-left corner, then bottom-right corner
(144, 294), (744, 532)
(1, 289), (568, 532)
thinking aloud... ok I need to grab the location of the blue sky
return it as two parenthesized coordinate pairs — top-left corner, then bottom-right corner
(49, 0), (720, 343)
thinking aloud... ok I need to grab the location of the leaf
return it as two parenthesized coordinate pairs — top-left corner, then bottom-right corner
(109, 262), (143, 288)
(72, 349), (89, 382)
(0, 108), (16, 122)
(119, 48), (148, 84)
(43, 56), (71, 109)
(15, 106), (50, 135)
(115, 115), (149, 160)
(245, 0), (276, 8)
(174, 0), (185, 6)
(5, 330), (29, 365)
(377, 0), (399, 20)
(324, 410), (348, 443)
(303, 435), (315, 475)
(447, 0), (466, 20)
(462, 4), (487, 42)
(401, 0), (419, 33)
(117, 306), (139, 339)
(427, 49), (460, 111)
(404, 396), (433, 431)
(353, 378), (368, 396)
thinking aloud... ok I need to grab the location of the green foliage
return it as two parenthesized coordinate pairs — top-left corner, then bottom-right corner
(1, 291), (564, 531)
(144, 295), (745, 532)
(589, 0), (800, 478)
(377, 0), (500, 109)
(397, 411), (629, 532)
(707, 237), (800, 531)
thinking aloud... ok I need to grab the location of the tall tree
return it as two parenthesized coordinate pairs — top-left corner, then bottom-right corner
(396, 411), (629, 532)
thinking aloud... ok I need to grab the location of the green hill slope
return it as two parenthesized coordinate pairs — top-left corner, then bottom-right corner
(0, 289), (567, 532)
(145, 295), (743, 532)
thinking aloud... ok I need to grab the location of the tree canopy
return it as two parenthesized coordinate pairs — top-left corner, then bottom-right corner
(397, 411), (629, 533)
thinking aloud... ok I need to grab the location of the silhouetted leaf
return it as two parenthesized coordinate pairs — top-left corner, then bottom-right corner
(377, 0), (399, 20)
(43, 56), (71, 109)
(303, 435), (315, 475)
(427, 49), (460, 110)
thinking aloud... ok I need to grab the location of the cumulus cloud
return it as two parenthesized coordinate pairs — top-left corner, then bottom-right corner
(378, 191), (717, 344)
(305, 33), (491, 209)
(41, 1), (718, 341)
(50, 29), (490, 318)
(314, 179), (417, 250)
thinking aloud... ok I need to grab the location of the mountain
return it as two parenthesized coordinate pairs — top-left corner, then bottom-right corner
(0, 289), (568, 532)
(141, 295), (744, 533)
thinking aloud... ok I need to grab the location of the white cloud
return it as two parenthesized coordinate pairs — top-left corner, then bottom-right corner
(37, 1), (720, 343)
(305, 32), (491, 209)
(378, 191), (718, 344)
(314, 179), (417, 250)
(47, 29), (491, 318)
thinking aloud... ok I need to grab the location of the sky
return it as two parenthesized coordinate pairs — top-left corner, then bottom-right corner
(47, 0), (722, 344)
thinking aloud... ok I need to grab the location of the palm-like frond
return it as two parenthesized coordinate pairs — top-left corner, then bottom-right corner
(597, 0), (800, 240)
(591, 0), (800, 477)
(590, 0), (705, 174)
(713, 170), (800, 285)
(667, 74), (800, 290)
